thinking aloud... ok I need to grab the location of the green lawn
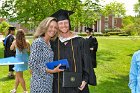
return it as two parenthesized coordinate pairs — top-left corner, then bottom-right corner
(0, 36), (140, 93)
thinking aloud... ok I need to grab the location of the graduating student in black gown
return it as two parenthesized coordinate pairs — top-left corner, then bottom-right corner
(3, 27), (16, 78)
(51, 9), (96, 93)
(85, 27), (98, 68)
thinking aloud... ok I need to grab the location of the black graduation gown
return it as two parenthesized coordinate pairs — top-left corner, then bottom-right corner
(4, 35), (15, 57)
(51, 37), (90, 93)
(3, 35), (15, 71)
(84, 36), (97, 86)
(86, 36), (98, 68)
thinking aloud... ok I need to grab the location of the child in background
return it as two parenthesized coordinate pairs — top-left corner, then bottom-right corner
(10, 29), (30, 93)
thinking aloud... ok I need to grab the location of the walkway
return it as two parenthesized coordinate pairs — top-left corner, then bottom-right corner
(0, 35), (4, 42)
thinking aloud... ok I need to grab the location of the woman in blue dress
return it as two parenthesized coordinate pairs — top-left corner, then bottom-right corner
(28, 17), (63, 93)
(10, 29), (30, 93)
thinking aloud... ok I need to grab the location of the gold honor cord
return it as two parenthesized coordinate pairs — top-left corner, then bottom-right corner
(58, 38), (60, 93)
(71, 39), (76, 72)
(57, 39), (77, 93)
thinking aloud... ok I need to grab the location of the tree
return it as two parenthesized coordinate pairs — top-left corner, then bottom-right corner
(0, 0), (14, 18)
(0, 21), (10, 35)
(81, 0), (102, 26)
(71, 0), (102, 29)
(101, 1), (126, 17)
(0, 0), (102, 29)
(122, 16), (134, 27)
(134, 2), (140, 17)
(123, 17), (140, 35)
(133, 17), (140, 35)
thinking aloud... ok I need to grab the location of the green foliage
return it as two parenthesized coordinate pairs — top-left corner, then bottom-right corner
(0, 21), (10, 35)
(134, 2), (140, 17)
(94, 33), (104, 36)
(78, 33), (105, 36)
(0, 0), (14, 18)
(118, 33), (129, 36)
(102, 33), (110, 36)
(122, 16), (134, 27)
(101, 1), (126, 17)
(105, 28), (121, 33)
(25, 33), (33, 36)
(0, 0), (102, 29)
(133, 17), (140, 35)
(78, 33), (87, 36)
(107, 32), (122, 35)
(76, 0), (102, 26)
(123, 17), (140, 36)
(123, 24), (134, 35)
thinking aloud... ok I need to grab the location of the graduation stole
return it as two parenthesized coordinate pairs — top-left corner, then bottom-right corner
(58, 39), (76, 72)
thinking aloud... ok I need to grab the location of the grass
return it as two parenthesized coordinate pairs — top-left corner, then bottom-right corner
(89, 36), (140, 93)
(0, 36), (140, 93)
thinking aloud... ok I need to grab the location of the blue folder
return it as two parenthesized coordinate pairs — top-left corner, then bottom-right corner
(46, 59), (69, 70)
(0, 57), (24, 65)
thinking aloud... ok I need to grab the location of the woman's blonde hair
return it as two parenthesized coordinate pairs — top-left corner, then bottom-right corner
(34, 17), (58, 39)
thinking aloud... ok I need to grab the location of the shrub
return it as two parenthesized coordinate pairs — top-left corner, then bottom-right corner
(93, 33), (103, 36)
(78, 33), (87, 36)
(118, 34), (129, 36)
(103, 33), (110, 36)
(108, 32), (122, 35)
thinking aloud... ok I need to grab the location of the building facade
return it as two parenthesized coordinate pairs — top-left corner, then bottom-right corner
(76, 14), (122, 33)
(94, 14), (122, 33)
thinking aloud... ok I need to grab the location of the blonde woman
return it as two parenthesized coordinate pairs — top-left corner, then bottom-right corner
(10, 29), (30, 93)
(28, 17), (63, 93)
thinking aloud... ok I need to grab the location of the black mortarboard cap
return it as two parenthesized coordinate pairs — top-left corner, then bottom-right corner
(85, 27), (93, 32)
(51, 9), (74, 21)
(8, 27), (16, 31)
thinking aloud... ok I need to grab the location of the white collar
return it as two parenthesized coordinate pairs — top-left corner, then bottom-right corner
(59, 34), (80, 43)
(85, 36), (90, 38)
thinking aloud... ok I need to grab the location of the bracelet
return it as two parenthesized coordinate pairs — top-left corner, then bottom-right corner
(46, 68), (48, 73)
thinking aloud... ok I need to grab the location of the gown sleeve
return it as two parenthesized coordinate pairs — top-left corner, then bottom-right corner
(28, 41), (47, 74)
(92, 37), (98, 52)
(128, 52), (138, 93)
(5, 35), (15, 57)
(81, 38), (90, 82)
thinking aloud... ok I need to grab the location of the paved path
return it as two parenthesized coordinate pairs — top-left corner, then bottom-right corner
(95, 36), (140, 40)
(0, 35), (4, 42)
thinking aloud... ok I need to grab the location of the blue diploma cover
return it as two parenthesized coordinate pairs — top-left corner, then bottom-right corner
(46, 59), (69, 70)
(0, 57), (24, 65)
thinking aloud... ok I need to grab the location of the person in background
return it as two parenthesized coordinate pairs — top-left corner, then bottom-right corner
(85, 27), (98, 68)
(28, 17), (63, 93)
(51, 9), (95, 93)
(3, 27), (16, 78)
(128, 50), (140, 93)
(10, 29), (30, 93)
